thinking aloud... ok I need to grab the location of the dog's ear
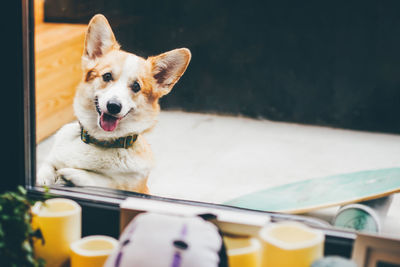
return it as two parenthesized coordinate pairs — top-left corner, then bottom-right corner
(149, 48), (191, 97)
(83, 14), (119, 62)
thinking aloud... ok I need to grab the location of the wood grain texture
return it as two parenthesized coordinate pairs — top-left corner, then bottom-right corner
(35, 22), (86, 142)
(34, 0), (44, 25)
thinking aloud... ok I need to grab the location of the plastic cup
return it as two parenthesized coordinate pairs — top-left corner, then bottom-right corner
(259, 222), (324, 267)
(70, 235), (118, 267)
(32, 198), (82, 267)
(224, 236), (261, 267)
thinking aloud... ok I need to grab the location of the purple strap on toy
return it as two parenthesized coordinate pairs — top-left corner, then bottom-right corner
(114, 223), (136, 267)
(171, 224), (188, 267)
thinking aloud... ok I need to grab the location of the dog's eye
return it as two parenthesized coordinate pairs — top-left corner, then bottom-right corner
(102, 72), (113, 82)
(131, 81), (141, 93)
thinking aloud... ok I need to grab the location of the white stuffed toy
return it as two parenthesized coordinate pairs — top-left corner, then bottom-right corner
(104, 212), (228, 267)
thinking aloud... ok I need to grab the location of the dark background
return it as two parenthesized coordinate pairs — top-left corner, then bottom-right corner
(44, 0), (400, 134)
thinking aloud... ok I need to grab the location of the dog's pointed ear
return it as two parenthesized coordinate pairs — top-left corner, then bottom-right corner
(149, 48), (191, 97)
(83, 14), (119, 61)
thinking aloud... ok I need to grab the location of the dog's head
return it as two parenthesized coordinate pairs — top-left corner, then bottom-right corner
(74, 14), (191, 140)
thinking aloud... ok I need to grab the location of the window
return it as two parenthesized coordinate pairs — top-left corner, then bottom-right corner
(20, 0), (400, 249)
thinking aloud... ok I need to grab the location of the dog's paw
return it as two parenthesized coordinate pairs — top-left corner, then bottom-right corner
(36, 164), (57, 186)
(56, 168), (102, 187)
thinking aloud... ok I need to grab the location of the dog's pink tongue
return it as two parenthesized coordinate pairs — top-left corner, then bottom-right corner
(100, 113), (119, 131)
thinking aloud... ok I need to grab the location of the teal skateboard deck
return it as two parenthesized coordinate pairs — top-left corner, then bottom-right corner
(223, 168), (400, 214)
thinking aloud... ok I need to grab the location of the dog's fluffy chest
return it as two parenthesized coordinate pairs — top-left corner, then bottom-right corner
(52, 122), (153, 179)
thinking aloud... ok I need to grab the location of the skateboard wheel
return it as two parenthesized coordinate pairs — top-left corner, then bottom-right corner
(332, 204), (380, 233)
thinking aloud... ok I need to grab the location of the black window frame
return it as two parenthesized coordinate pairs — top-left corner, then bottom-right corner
(10, 0), (356, 257)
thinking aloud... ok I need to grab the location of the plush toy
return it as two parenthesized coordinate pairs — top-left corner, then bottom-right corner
(104, 212), (228, 267)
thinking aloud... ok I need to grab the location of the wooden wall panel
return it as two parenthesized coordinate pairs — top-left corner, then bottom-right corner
(35, 21), (86, 143)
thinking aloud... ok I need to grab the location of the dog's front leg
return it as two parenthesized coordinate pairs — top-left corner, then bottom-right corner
(56, 168), (113, 188)
(36, 162), (58, 186)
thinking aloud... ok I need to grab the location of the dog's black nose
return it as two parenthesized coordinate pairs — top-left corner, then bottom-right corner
(107, 100), (122, 114)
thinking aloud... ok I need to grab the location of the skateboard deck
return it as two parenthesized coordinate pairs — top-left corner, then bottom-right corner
(223, 168), (400, 214)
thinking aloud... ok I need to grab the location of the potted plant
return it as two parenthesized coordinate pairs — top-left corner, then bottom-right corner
(0, 186), (45, 267)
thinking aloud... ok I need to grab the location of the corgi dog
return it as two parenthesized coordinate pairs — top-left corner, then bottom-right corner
(36, 14), (191, 193)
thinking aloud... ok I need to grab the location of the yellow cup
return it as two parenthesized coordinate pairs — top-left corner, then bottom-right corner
(32, 198), (82, 267)
(70, 235), (118, 267)
(224, 236), (261, 267)
(259, 222), (324, 267)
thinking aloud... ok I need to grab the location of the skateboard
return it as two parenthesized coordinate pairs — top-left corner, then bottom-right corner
(223, 168), (400, 214)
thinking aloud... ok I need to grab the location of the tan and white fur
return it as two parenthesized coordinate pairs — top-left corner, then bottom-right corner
(36, 14), (191, 193)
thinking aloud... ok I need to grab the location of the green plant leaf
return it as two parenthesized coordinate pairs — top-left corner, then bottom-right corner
(17, 186), (27, 195)
(0, 186), (46, 267)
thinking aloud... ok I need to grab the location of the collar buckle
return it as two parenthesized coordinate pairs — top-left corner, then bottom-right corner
(124, 136), (130, 149)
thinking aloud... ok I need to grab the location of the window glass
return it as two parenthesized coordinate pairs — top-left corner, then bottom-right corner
(34, 0), (400, 236)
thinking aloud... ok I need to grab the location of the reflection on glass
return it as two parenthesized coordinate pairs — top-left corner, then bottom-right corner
(34, 0), (400, 237)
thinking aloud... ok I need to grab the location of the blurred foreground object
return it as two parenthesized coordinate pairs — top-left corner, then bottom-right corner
(105, 212), (228, 267)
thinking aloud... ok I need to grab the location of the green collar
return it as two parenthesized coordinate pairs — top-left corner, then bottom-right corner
(80, 126), (138, 149)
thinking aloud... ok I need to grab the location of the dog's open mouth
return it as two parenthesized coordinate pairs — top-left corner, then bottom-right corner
(100, 112), (121, 132)
(94, 96), (132, 132)
(95, 97), (121, 132)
